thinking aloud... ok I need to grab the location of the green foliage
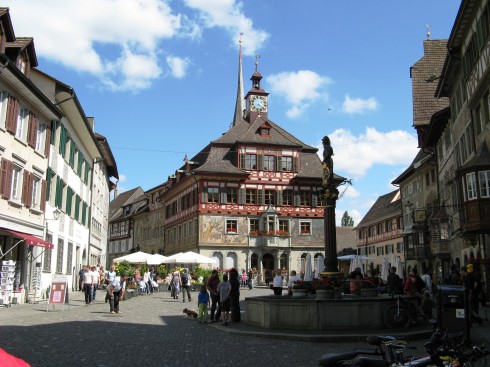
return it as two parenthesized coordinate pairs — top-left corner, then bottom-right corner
(341, 211), (354, 226)
(115, 261), (135, 276)
(157, 265), (167, 277)
(193, 265), (212, 283)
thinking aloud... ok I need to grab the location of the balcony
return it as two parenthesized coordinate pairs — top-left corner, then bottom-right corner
(463, 199), (490, 234)
(430, 240), (451, 257)
(406, 244), (429, 260)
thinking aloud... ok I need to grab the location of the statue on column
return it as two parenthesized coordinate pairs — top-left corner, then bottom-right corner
(322, 135), (337, 200)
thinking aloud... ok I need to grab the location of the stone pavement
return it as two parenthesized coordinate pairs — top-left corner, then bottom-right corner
(0, 286), (489, 367)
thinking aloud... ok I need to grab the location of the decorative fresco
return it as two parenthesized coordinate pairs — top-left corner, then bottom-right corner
(200, 216), (248, 245)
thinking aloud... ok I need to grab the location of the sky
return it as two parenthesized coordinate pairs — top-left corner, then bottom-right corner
(4, 0), (462, 226)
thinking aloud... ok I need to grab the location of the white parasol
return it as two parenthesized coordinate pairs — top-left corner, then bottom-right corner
(112, 251), (152, 264)
(304, 254), (313, 281)
(315, 255), (324, 278)
(380, 256), (389, 282)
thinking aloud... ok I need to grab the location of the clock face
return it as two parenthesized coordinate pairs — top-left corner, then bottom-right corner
(251, 96), (267, 111)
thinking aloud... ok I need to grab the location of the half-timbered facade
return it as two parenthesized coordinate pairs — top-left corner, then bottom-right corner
(159, 51), (345, 277)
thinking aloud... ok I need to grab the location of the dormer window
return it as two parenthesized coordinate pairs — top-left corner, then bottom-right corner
(261, 128), (270, 136)
(19, 58), (27, 74)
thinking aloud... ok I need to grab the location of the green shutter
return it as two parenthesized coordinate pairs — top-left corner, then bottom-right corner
(50, 121), (57, 146)
(46, 168), (52, 201)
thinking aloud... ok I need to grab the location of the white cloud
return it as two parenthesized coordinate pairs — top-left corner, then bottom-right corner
(118, 174), (127, 183)
(266, 70), (331, 118)
(6, 0), (191, 91)
(183, 0), (269, 56)
(166, 56), (191, 78)
(343, 95), (378, 114)
(316, 127), (418, 178)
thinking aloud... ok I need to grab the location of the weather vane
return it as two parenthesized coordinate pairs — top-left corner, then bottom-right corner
(255, 54), (260, 71)
(239, 32), (243, 45)
(426, 24), (432, 40)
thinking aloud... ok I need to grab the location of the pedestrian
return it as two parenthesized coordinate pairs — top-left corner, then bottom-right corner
(420, 269), (434, 318)
(229, 268), (241, 323)
(91, 265), (100, 301)
(241, 270), (247, 288)
(134, 267), (141, 283)
(386, 266), (402, 295)
(108, 274), (127, 314)
(264, 269), (272, 287)
(272, 269), (283, 296)
(143, 268), (151, 294)
(206, 269), (221, 322)
(197, 285), (210, 324)
(181, 268), (192, 303)
(287, 270), (302, 296)
(446, 264), (462, 285)
(217, 274), (231, 326)
(78, 266), (84, 291)
(247, 269), (254, 290)
(82, 265), (94, 305)
(106, 266), (116, 282)
(349, 267), (363, 296)
(461, 264), (483, 325)
(171, 270), (182, 299)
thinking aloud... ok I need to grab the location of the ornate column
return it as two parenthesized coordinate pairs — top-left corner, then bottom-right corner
(321, 136), (340, 274)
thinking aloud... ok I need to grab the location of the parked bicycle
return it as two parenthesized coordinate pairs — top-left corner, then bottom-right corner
(385, 294), (423, 328)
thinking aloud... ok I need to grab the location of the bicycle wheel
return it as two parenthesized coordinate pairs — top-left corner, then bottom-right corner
(386, 306), (409, 328)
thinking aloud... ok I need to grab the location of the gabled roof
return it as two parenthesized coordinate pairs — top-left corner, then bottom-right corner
(392, 149), (430, 185)
(0, 8), (15, 42)
(355, 190), (401, 228)
(109, 187), (144, 221)
(95, 132), (119, 179)
(5, 36), (38, 67)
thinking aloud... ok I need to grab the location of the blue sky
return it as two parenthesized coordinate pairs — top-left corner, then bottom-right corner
(5, 0), (461, 225)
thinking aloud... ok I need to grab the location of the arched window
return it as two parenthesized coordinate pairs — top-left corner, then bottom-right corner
(251, 253), (258, 269)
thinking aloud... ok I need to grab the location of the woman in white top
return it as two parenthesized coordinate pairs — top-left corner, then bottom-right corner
(272, 270), (284, 296)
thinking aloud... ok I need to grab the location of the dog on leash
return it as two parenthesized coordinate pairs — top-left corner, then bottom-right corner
(183, 308), (198, 320)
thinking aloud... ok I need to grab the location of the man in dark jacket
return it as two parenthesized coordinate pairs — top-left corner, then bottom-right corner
(386, 266), (401, 295)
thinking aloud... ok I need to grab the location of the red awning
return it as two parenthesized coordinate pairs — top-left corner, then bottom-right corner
(0, 228), (54, 249)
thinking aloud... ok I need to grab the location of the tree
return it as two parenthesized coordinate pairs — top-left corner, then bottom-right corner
(341, 211), (354, 226)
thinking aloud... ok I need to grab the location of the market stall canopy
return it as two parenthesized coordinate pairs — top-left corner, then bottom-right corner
(112, 251), (152, 264)
(304, 254), (313, 281)
(162, 251), (217, 265)
(146, 254), (167, 265)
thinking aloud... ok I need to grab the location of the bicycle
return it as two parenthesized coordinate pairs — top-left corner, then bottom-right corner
(385, 294), (421, 328)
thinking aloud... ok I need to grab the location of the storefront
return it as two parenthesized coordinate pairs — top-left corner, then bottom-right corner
(0, 228), (54, 305)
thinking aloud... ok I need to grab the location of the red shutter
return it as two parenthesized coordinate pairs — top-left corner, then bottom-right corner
(0, 158), (6, 197)
(22, 170), (30, 206)
(40, 179), (46, 212)
(44, 123), (51, 157)
(3, 160), (12, 200)
(27, 113), (34, 147)
(5, 96), (18, 134)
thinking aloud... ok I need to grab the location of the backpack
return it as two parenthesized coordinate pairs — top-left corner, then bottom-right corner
(181, 273), (189, 285)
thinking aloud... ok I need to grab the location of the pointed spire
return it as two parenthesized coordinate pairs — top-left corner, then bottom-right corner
(231, 33), (245, 127)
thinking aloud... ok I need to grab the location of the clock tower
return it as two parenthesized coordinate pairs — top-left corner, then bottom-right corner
(245, 60), (269, 122)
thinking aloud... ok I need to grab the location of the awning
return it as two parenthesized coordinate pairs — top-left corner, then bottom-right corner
(0, 227), (54, 249)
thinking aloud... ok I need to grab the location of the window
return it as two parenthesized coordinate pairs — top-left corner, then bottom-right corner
(0, 91), (8, 129)
(466, 172), (477, 200)
(260, 128), (270, 136)
(263, 155), (275, 170)
(245, 189), (257, 204)
(31, 176), (41, 209)
(376, 247), (384, 256)
(43, 234), (52, 272)
(226, 219), (238, 234)
(35, 122), (46, 153)
(245, 154), (257, 170)
(282, 190), (293, 206)
(385, 220), (392, 232)
(265, 215), (276, 234)
(225, 188), (237, 204)
(15, 108), (28, 140)
(299, 191), (310, 206)
(480, 171), (490, 198)
(249, 218), (259, 234)
(56, 238), (64, 273)
(397, 217), (403, 229)
(396, 242), (404, 253)
(264, 189), (275, 205)
(66, 242), (73, 275)
(300, 221), (311, 235)
(11, 165), (22, 201)
(278, 219), (289, 235)
(385, 244), (394, 254)
(280, 156), (293, 171)
(207, 187), (219, 203)
(430, 169), (436, 183)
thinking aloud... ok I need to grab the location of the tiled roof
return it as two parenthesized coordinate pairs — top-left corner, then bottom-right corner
(336, 226), (356, 251)
(356, 190), (401, 228)
(193, 145), (246, 175)
(411, 40), (450, 127)
(109, 187), (143, 221)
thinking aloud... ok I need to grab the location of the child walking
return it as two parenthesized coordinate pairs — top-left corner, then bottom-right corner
(217, 274), (232, 326)
(197, 285), (210, 324)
